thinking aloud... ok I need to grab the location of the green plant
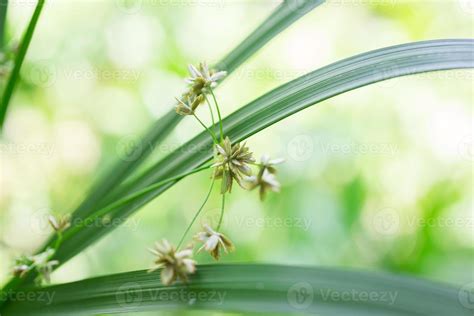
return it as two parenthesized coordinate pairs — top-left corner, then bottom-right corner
(0, 1), (472, 315)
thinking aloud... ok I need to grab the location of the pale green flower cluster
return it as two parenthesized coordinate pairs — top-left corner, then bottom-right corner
(148, 62), (285, 286)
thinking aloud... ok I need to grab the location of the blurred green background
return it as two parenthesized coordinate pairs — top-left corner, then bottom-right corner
(0, 0), (473, 315)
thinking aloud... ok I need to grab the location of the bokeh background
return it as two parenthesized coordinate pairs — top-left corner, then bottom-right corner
(0, 0), (473, 315)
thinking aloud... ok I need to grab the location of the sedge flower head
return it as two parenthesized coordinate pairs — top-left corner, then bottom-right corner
(246, 155), (284, 200)
(148, 239), (196, 286)
(13, 248), (59, 284)
(194, 224), (234, 260)
(186, 62), (226, 94)
(175, 93), (205, 116)
(213, 137), (255, 194)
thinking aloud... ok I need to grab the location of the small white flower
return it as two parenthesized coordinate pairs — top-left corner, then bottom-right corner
(175, 94), (204, 116)
(13, 248), (59, 284)
(185, 62), (227, 91)
(260, 154), (285, 174)
(245, 155), (284, 200)
(213, 137), (255, 194)
(194, 224), (234, 260)
(48, 215), (70, 232)
(148, 239), (196, 286)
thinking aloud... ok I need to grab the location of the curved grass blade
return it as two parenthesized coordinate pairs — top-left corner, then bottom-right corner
(216, 0), (326, 73)
(1, 264), (470, 315)
(0, 0), (7, 48)
(0, 0), (45, 128)
(0, 0), (327, 299)
(49, 39), (474, 266)
(71, 0), (327, 220)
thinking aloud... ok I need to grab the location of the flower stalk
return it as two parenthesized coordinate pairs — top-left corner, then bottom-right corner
(150, 61), (284, 285)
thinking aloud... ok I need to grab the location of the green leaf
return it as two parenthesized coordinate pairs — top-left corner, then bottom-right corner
(1, 264), (469, 315)
(0, 0), (8, 48)
(0, 0), (45, 128)
(71, 0), (326, 221)
(0, 0), (326, 298)
(50, 39), (474, 266)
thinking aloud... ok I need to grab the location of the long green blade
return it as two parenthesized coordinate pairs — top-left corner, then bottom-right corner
(1, 265), (469, 315)
(71, 0), (326, 220)
(51, 39), (474, 266)
(0, 0), (45, 128)
(0, 0), (8, 48)
(0, 0), (326, 298)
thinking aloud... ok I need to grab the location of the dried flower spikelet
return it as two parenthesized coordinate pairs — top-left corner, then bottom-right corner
(13, 248), (59, 284)
(212, 137), (255, 194)
(175, 94), (205, 116)
(12, 255), (34, 278)
(186, 62), (227, 93)
(148, 239), (196, 286)
(194, 224), (234, 261)
(246, 155), (284, 200)
(48, 215), (70, 232)
(34, 248), (59, 284)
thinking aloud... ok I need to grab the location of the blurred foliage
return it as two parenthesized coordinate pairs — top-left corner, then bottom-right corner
(0, 1), (472, 315)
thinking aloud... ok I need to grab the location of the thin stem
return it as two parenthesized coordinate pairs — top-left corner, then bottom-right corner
(176, 176), (215, 250)
(53, 232), (63, 250)
(59, 164), (213, 243)
(204, 94), (216, 129)
(193, 112), (218, 144)
(216, 193), (226, 231)
(0, 0), (45, 128)
(209, 87), (224, 142)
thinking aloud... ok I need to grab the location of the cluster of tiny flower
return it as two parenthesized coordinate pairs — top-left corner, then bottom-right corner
(149, 62), (284, 286)
(12, 216), (69, 285)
